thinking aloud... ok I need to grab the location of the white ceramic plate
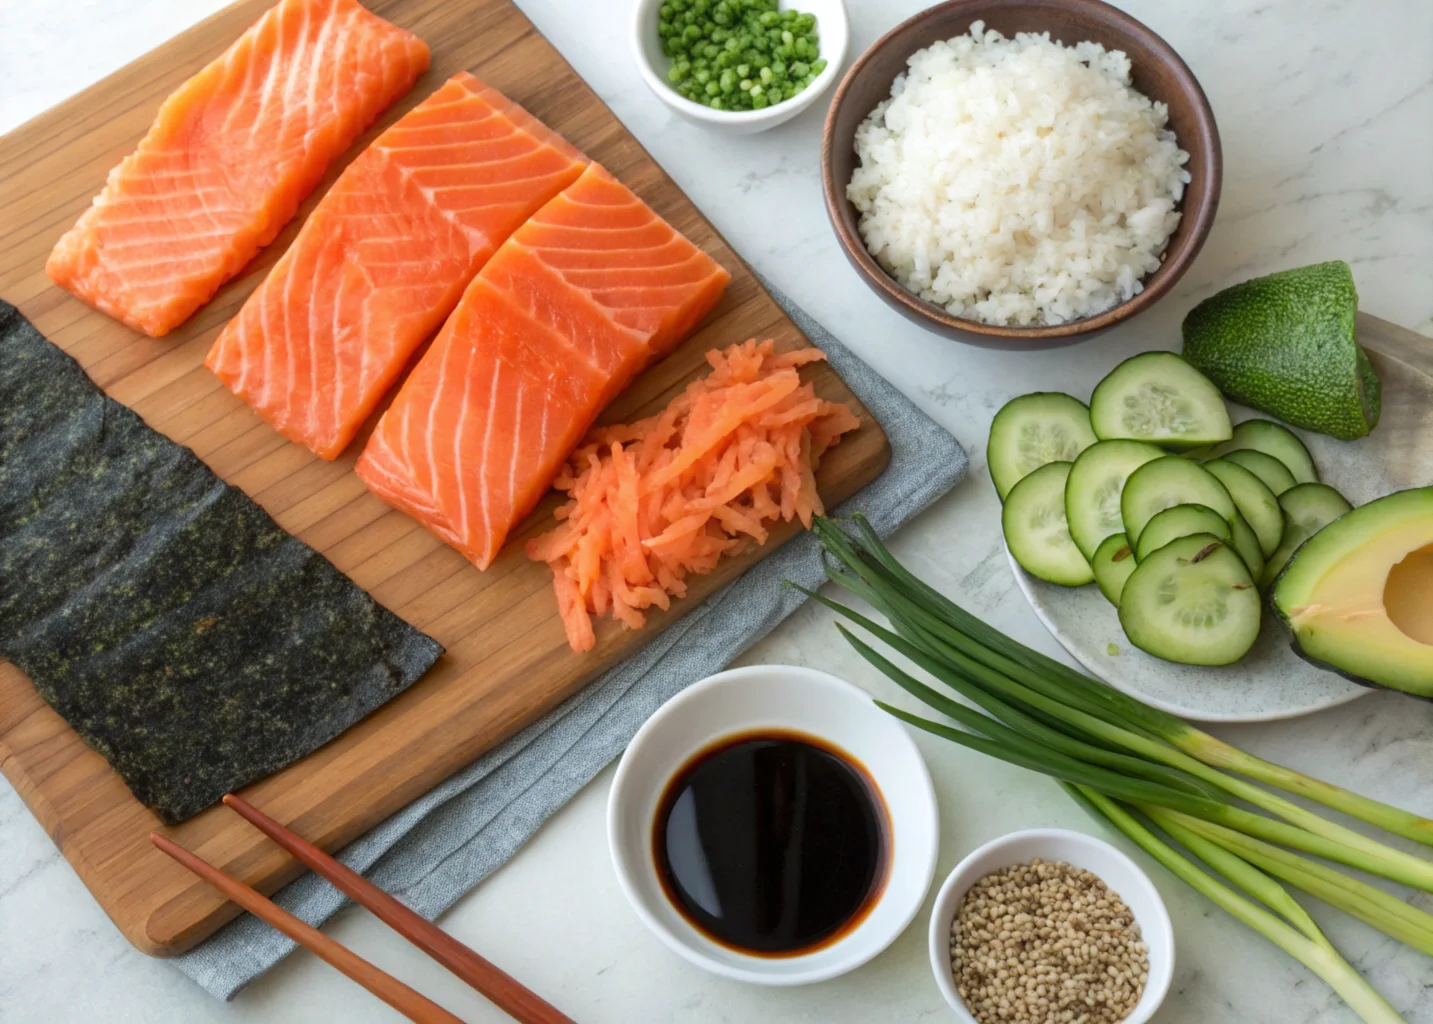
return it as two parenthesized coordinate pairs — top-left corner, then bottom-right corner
(1011, 345), (1433, 722)
(607, 665), (939, 985)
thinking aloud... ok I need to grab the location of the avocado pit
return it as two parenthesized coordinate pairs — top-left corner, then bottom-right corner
(1385, 544), (1433, 646)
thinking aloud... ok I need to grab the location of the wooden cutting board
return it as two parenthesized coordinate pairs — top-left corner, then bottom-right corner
(0, 0), (890, 956)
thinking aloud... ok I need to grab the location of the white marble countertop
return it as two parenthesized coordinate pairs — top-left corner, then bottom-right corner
(2, 0), (1431, 1021)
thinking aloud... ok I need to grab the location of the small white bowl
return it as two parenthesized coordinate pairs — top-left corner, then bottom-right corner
(930, 829), (1174, 1023)
(608, 664), (938, 985)
(629, 0), (849, 134)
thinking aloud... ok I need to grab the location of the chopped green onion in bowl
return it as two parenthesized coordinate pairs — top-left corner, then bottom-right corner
(659, 0), (827, 111)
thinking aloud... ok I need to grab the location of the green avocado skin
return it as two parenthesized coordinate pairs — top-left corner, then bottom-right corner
(1181, 261), (1380, 441)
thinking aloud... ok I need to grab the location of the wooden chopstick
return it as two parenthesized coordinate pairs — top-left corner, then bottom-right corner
(150, 832), (464, 1024)
(221, 794), (576, 1024)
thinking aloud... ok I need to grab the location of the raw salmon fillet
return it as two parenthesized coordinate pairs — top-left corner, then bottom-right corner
(206, 72), (588, 459)
(356, 163), (731, 570)
(46, 0), (430, 338)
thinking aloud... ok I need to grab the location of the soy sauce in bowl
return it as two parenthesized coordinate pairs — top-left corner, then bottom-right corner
(653, 729), (890, 957)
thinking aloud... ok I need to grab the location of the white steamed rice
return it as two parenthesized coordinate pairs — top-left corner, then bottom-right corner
(847, 22), (1190, 327)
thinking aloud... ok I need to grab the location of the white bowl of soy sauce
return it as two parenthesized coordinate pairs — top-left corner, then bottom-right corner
(607, 664), (940, 985)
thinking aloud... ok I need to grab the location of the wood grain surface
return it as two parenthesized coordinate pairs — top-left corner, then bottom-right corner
(0, 0), (890, 956)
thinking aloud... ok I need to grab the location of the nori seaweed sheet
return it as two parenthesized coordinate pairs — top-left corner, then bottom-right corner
(0, 301), (444, 823)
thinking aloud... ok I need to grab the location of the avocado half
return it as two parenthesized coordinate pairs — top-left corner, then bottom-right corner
(1272, 487), (1433, 698)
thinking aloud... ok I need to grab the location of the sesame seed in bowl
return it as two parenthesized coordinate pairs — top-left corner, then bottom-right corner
(950, 858), (1150, 1023)
(929, 829), (1174, 1024)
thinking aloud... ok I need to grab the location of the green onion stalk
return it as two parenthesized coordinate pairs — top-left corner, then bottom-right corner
(1067, 787), (1405, 1024)
(806, 514), (1433, 890)
(858, 634), (1433, 894)
(796, 581), (1433, 893)
(794, 515), (1433, 1024)
(1143, 807), (1433, 957)
(820, 514), (1433, 850)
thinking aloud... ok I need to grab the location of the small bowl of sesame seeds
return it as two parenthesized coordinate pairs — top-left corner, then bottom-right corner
(928, 829), (1173, 1024)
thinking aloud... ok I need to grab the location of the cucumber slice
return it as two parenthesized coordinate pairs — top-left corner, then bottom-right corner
(1119, 534), (1262, 665)
(1065, 440), (1167, 559)
(1260, 483), (1354, 588)
(1280, 481), (1354, 529)
(1228, 511), (1267, 581)
(1092, 533), (1138, 605)
(1203, 459), (1283, 558)
(1207, 420), (1318, 484)
(1134, 504), (1232, 562)
(1220, 449), (1296, 495)
(1089, 352), (1234, 450)
(1003, 461), (1094, 586)
(987, 393), (1098, 500)
(1119, 456), (1237, 547)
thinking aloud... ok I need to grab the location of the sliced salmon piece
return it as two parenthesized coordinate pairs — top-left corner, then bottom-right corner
(46, 0), (430, 338)
(206, 72), (588, 459)
(356, 163), (731, 570)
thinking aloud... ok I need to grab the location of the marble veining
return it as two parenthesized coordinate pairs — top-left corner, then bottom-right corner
(2, 0), (1431, 1021)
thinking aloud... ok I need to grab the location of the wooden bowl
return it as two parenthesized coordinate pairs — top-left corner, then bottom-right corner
(821, 0), (1221, 349)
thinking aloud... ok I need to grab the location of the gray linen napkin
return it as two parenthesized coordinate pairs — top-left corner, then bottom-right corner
(174, 282), (968, 1000)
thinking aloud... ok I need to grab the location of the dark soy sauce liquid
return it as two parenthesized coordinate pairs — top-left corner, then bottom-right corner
(653, 730), (889, 957)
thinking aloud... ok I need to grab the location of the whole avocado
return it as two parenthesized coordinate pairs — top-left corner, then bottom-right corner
(1181, 261), (1380, 441)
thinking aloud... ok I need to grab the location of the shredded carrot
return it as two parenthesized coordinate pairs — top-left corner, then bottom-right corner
(529, 339), (861, 653)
